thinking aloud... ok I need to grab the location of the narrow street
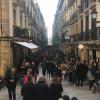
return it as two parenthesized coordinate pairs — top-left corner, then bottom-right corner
(0, 68), (100, 100)
(0, 0), (100, 100)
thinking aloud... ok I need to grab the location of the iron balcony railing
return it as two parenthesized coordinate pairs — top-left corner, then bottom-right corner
(79, 0), (96, 13)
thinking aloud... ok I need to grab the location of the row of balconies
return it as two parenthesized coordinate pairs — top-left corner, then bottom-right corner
(53, 0), (100, 48)
(66, 0), (96, 18)
(13, 26), (31, 39)
(79, 0), (96, 13)
(62, 0), (97, 38)
(61, 26), (100, 43)
(12, 0), (47, 45)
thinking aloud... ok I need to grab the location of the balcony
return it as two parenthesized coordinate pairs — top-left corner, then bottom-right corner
(13, 26), (31, 40)
(64, 6), (68, 12)
(79, 0), (96, 13)
(91, 29), (97, 40)
(62, 22), (69, 29)
(70, 12), (78, 22)
(61, 33), (70, 43)
(89, 0), (96, 4)
(68, 0), (76, 8)
(84, 30), (90, 41)
(85, 0), (96, 8)
(78, 5), (83, 13)
(73, 34), (81, 42)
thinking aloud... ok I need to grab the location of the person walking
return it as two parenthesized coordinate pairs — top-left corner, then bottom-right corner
(87, 68), (96, 90)
(87, 61), (98, 91)
(76, 60), (88, 86)
(34, 77), (50, 100)
(21, 77), (35, 100)
(31, 61), (39, 84)
(50, 76), (63, 100)
(56, 63), (62, 82)
(41, 57), (47, 76)
(5, 68), (18, 100)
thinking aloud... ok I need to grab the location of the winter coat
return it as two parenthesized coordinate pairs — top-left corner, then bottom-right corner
(5, 73), (18, 89)
(34, 81), (50, 100)
(50, 83), (63, 100)
(68, 63), (75, 73)
(31, 64), (39, 76)
(76, 63), (88, 80)
(21, 82), (35, 100)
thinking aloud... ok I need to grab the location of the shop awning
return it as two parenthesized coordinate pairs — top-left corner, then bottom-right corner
(14, 41), (39, 49)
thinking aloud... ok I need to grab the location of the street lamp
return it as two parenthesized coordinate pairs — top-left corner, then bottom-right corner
(78, 44), (84, 50)
(91, 10), (97, 19)
(91, 10), (100, 39)
(91, 10), (97, 39)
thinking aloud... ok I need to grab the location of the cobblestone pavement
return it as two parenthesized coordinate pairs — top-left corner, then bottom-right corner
(0, 68), (100, 100)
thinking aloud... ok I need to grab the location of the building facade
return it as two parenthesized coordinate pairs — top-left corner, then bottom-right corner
(52, 0), (65, 51)
(53, 0), (71, 54)
(53, 0), (100, 63)
(0, 0), (47, 77)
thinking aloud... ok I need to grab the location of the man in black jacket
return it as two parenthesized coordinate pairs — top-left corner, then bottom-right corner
(6, 68), (18, 100)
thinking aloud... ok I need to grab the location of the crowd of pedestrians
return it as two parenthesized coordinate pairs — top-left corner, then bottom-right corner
(64, 57), (100, 92)
(21, 75), (78, 100)
(1, 47), (100, 100)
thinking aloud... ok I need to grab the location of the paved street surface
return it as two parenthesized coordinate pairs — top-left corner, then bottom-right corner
(0, 68), (100, 100)
(0, 86), (22, 100)
(0, 79), (100, 100)
(62, 81), (100, 100)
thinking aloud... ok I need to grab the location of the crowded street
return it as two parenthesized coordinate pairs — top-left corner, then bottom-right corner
(0, 0), (100, 100)
(0, 67), (100, 100)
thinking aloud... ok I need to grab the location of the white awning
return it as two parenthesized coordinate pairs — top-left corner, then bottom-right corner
(14, 41), (38, 49)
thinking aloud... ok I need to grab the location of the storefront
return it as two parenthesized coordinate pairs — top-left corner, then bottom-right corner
(13, 41), (39, 66)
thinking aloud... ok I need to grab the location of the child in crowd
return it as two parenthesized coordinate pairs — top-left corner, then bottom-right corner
(58, 95), (70, 100)
(71, 97), (78, 100)
(63, 95), (70, 100)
